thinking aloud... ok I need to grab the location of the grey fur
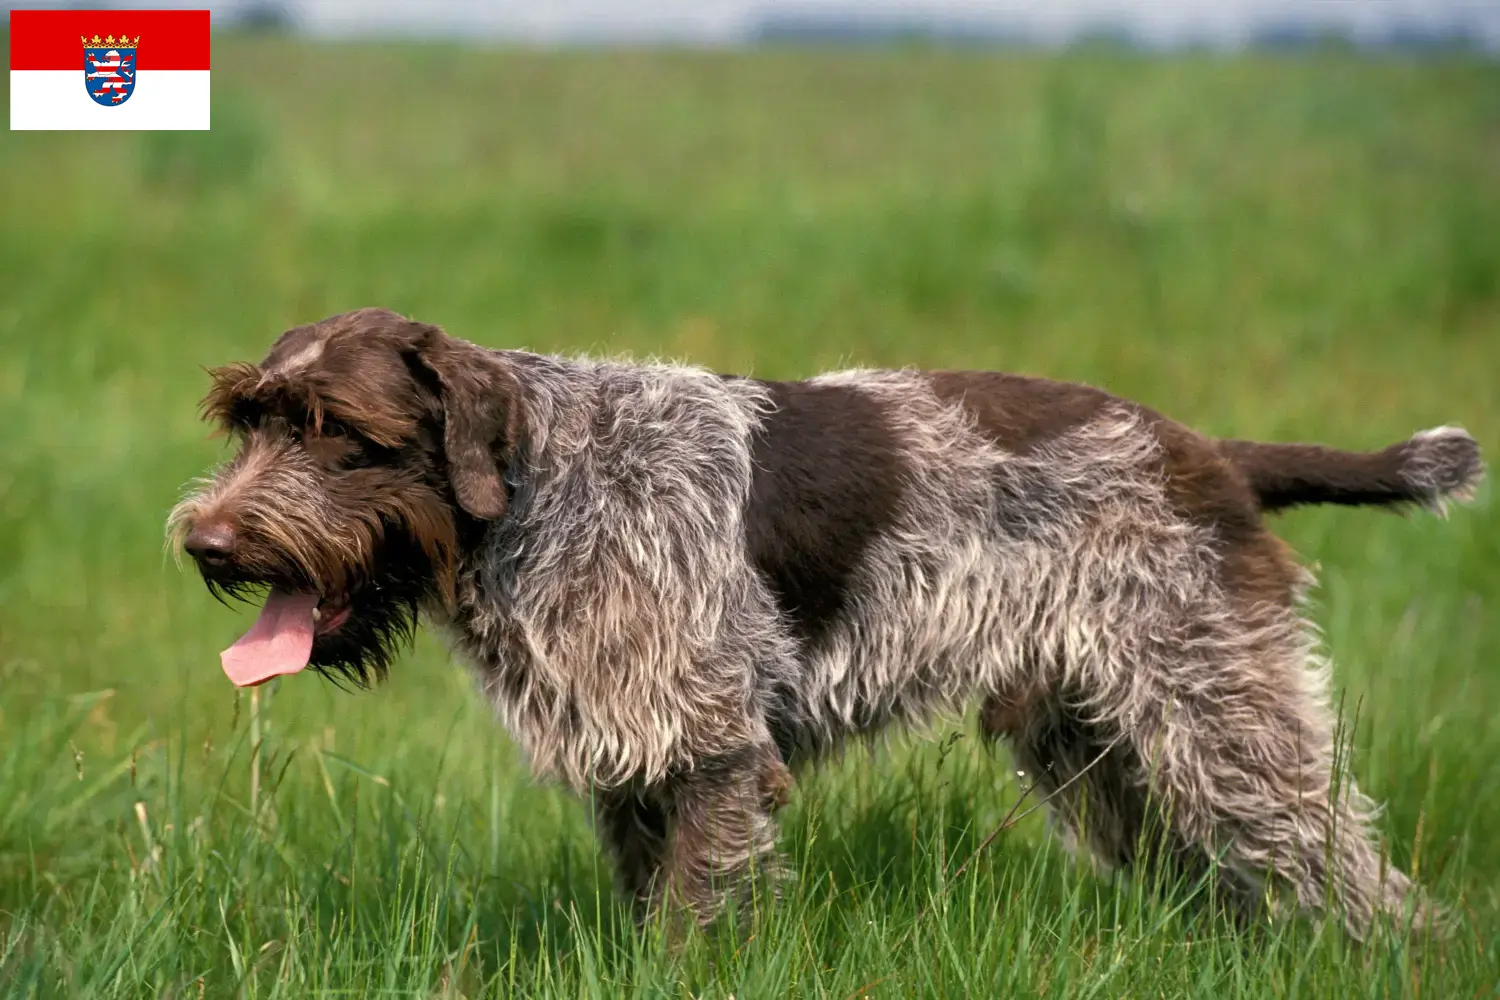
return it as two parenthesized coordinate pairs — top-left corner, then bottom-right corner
(441, 353), (796, 790)
(436, 357), (1442, 935)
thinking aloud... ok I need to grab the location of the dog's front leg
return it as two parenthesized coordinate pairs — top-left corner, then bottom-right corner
(644, 743), (791, 931)
(591, 786), (671, 915)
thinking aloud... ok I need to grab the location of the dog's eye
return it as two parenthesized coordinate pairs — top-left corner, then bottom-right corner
(318, 417), (349, 438)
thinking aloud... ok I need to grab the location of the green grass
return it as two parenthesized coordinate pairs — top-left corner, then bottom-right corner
(2, 38), (1499, 997)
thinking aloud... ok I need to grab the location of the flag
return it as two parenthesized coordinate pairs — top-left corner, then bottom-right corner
(10, 9), (210, 130)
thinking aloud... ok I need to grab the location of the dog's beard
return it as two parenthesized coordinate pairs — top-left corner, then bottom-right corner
(201, 527), (437, 689)
(305, 538), (431, 688)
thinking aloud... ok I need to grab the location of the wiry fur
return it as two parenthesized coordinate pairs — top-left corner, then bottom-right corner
(168, 314), (462, 684)
(780, 373), (1410, 934)
(445, 353), (795, 791)
(1401, 426), (1485, 512)
(171, 308), (1483, 937)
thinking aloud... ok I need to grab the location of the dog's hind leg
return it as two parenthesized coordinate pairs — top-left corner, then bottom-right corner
(984, 686), (1266, 926)
(985, 696), (1138, 870)
(1109, 628), (1421, 939)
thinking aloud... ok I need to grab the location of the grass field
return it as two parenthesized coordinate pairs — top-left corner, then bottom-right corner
(2, 37), (1499, 997)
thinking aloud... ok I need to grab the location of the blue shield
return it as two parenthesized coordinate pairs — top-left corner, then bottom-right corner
(84, 46), (137, 107)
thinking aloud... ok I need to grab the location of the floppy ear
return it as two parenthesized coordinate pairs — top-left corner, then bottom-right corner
(411, 327), (525, 520)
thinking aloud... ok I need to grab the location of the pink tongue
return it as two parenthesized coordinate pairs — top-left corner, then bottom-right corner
(221, 588), (319, 687)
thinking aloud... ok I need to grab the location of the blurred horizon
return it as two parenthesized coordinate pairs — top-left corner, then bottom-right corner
(5, 0), (1499, 53)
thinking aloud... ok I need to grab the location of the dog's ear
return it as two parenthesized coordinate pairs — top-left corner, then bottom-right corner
(410, 327), (525, 520)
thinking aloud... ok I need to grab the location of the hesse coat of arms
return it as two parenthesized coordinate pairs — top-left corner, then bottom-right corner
(83, 34), (139, 106)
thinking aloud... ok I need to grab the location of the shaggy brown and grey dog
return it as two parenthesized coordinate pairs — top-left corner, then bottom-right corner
(170, 307), (1482, 937)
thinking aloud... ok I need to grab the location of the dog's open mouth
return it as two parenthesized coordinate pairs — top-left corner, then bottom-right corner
(220, 587), (352, 687)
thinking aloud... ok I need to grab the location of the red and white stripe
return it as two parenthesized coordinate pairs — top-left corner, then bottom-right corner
(88, 51), (134, 94)
(10, 10), (210, 131)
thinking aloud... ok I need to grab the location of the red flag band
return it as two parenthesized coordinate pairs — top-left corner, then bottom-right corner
(10, 9), (211, 71)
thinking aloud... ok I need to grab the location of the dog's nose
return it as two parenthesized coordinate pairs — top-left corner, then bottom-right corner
(184, 520), (237, 567)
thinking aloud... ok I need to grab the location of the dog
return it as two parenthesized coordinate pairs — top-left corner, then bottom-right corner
(169, 307), (1482, 936)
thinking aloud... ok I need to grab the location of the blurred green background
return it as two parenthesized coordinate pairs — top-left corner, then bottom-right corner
(1, 39), (1497, 997)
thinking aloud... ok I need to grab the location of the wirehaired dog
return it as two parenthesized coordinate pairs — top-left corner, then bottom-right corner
(170, 308), (1483, 936)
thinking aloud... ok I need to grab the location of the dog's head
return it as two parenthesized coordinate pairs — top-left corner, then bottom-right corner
(168, 308), (525, 687)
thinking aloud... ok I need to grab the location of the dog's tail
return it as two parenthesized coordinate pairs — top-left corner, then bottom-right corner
(1220, 427), (1483, 514)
